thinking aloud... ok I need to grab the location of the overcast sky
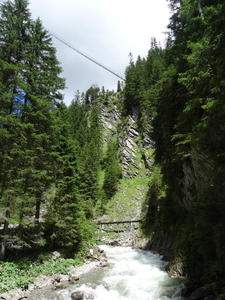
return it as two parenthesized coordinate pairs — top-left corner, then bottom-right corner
(28, 0), (171, 106)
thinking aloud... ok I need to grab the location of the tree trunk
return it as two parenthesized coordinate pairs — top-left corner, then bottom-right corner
(0, 210), (10, 261)
(198, 1), (204, 20)
(35, 193), (41, 225)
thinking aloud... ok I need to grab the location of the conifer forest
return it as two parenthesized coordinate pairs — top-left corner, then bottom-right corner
(1, 0), (225, 295)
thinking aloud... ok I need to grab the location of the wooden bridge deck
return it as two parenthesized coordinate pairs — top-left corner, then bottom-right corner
(98, 219), (142, 225)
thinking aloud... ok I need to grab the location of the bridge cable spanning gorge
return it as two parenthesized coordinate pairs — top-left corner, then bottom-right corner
(0, 0), (125, 80)
(49, 31), (125, 81)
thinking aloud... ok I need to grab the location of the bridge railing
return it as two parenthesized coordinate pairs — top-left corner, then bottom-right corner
(98, 219), (142, 225)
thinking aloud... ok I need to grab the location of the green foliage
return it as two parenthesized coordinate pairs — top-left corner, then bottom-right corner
(103, 138), (122, 200)
(155, 0), (225, 283)
(1, 0), (224, 289)
(122, 0), (225, 285)
(85, 84), (100, 105)
(123, 39), (165, 117)
(96, 231), (120, 242)
(103, 176), (149, 222)
(0, 0), (66, 240)
(0, 0), (97, 259)
(0, 254), (83, 293)
(142, 165), (167, 234)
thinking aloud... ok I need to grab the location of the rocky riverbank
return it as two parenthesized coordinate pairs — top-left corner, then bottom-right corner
(2, 227), (210, 300)
(141, 232), (225, 300)
(0, 247), (108, 300)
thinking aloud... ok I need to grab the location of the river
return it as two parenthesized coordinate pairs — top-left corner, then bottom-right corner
(29, 245), (184, 300)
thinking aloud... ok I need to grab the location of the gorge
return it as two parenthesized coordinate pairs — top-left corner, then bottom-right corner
(27, 245), (185, 300)
(1, 1), (225, 299)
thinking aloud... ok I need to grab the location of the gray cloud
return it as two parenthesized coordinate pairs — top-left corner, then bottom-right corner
(28, 0), (171, 106)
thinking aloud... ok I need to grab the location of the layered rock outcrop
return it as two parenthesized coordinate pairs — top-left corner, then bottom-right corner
(99, 97), (153, 178)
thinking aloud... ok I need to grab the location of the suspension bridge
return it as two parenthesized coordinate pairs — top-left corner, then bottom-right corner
(97, 219), (142, 233)
(50, 31), (125, 81)
(0, 0), (125, 81)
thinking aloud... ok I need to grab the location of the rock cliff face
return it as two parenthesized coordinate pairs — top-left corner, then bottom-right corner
(97, 95), (153, 243)
(177, 147), (215, 210)
(99, 95), (181, 261)
(99, 95), (225, 299)
(147, 147), (219, 261)
(99, 97), (153, 178)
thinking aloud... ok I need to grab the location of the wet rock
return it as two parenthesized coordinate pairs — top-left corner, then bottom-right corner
(69, 275), (80, 284)
(99, 262), (109, 268)
(83, 293), (95, 299)
(166, 256), (186, 278)
(71, 291), (83, 300)
(52, 282), (67, 290)
(0, 292), (19, 300)
(71, 291), (95, 300)
(99, 256), (107, 262)
(84, 244), (105, 261)
(69, 261), (100, 277)
(189, 286), (214, 300)
(109, 240), (120, 246)
(159, 286), (177, 298)
(100, 253), (107, 262)
(0, 289), (27, 300)
(103, 283), (110, 291)
(33, 274), (52, 288)
(52, 273), (62, 283)
(53, 296), (64, 300)
(93, 245), (101, 254)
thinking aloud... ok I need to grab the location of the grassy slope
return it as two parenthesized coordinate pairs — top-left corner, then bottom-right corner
(103, 175), (149, 222)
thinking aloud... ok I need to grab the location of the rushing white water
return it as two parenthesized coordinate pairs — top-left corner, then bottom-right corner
(56, 245), (184, 300)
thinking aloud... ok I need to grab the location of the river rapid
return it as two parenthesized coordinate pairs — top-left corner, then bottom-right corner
(29, 245), (184, 300)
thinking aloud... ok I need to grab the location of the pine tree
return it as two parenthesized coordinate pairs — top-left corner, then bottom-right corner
(45, 104), (93, 252)
(85, 84), (100, 105)
(117, 81), (122, 93)
(123, 56), (142, 112)
(149, 0), (225, 282)
(0, 0), (33, 260)
(0, 0), (65, 259)
(103, 138), (122, 199)
(78, 102), (103, 217)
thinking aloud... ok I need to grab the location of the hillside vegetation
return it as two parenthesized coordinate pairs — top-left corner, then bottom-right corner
(123, 0), (225, 289)
(1, 0), (225, 297)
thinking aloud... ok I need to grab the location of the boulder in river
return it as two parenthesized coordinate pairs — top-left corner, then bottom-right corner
(53, 296), (64, 300)
(52, 282), (67, 290)
(109, 240), (120, 246)
(71, 291), (95, 300)
(52, 273), (62, 283)
(69, 275), (80, 284)
(159, 286), (178, 298)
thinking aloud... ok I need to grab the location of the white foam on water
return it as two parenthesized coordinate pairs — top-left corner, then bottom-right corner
(58, 245), (184, 300)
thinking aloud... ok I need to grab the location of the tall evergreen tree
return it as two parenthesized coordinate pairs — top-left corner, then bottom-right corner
(68, 97), (103, 218)
(0, 0), (65, 260)
(123, 55), (145, 112)
(44, 104), (93, 252)
(103, 138), (122, 199)
(146, 0), (225, 282)
(78, 102), (102, 217)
